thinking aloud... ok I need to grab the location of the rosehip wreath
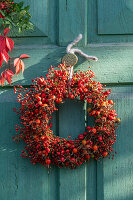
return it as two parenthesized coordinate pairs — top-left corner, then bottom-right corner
(14, 64), (120, 169)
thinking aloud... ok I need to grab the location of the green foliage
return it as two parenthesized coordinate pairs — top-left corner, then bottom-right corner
(0, 0), (34, 33)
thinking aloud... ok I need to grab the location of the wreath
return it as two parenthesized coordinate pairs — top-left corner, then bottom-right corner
(14, 64), (120, 169)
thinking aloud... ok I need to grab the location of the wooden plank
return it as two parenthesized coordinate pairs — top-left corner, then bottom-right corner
(86, 105), (97, 200)
(58, 99), (86, 200)
(1, 45), (133, 86)
(86, 160), (97, 200)
(88, 0), (133, 43)
(97, 86), (133, 200)
(98, 0), (133, 34)
(58, 0), (87, 46)
(0, 89), (58, 200)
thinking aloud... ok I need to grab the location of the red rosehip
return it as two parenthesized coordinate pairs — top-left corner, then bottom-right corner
(38, 151), (42, 155)
(96, 111), (100, 115)
(87, 99), (92, 103)
(82, 140), (87, 145)
(93, 145), (98, 151)
(84, 88), (88, 93)
(86, 126), (91, 130)
(85, 154), (90, 160)
(45, 158), (51, 165)
(103, 151), (108, 157)
(41, 93), (45, 98)
(60, 157), (65, 162)
(66, 143), (71, 148)
(70, 157), (75, 163)
(108, 100), (113, 104)
(98, 136), (102, 142)
(41, 136), (45, 140)
(73, 148), (78, 153)
(78, 134), (84, 140)
(83, 132), (88, 136)
(38, 101), (42, 105)
(36, 119), (40, 124)
(92, 128), (97, 134)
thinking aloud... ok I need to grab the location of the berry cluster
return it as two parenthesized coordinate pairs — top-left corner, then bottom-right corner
(0, 0), (15, 18)
(14, 64), (120, 169)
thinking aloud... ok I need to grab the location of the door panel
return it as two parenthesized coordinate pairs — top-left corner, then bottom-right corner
(88, 0), (133, 43)
(98, 86), (133, 200)
(98, 0), (133, 34)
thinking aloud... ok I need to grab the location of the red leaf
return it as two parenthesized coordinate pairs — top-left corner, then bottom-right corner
(0, 76), (5, 86)
(14, 58), (20, 67)
(5, 74), (12, 84)
(16, 62), (22, 75)
(0, 53), (3, 68)
(6, 37), (14, 52)
(1, 69), (14, 85)
(20, 54), (30, 59)
(0, 36), (5, 51)
(7, 69), (14, 76)
(3, 28), (10, 36)
(0, 36), (9, 52)
(20, 59), (25, 74)
(1, 49), (9, 63)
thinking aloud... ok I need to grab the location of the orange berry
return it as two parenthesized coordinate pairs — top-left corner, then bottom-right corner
(36, 119), (40, 124)
(34, 94), (39, 99)
(87, 107), (91, 113)
(66, 143), (71, 148)
(101, 101), (107, 107)
(96, 111), (100, 115)
(92, 128), (97, 134)
(108, 100), (114, 104)
(84, 88), (88, 93)
(86, 144), (91, 148)
(91, 110), (96, 115)
(82, 140), (87, 145)
(103, 151), (108, 157)
(51, 95), (56, 100)
(42, 104), (48, 107)
(73, 148), (78, 153)
(45, 158), (51, 165)
(93, 145), (98, 151)
(38, 101), (42, 105)
(83, 150), (87, 154)
(87, 99), (92, 103)
(116, 118), (121, 123)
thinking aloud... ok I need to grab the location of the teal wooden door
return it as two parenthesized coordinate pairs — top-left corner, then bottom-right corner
(0, 1), (133, 200)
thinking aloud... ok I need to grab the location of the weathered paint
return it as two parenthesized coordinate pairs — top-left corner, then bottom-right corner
(88, 0), (133, 43)
(98, 0), (133, 34)
(58, 0), (88, 46)
(0, 45), (133, 86)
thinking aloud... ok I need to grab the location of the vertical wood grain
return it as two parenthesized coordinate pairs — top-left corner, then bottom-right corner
(58, 0), (88, 46)
(98, 0), (133, 34)
(0, 89), (58, 200)
(97, 86), (133, 200)
(88, 0), (133, 43)
(59, 99), (86, 200)
(86, 106), (97, 200)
